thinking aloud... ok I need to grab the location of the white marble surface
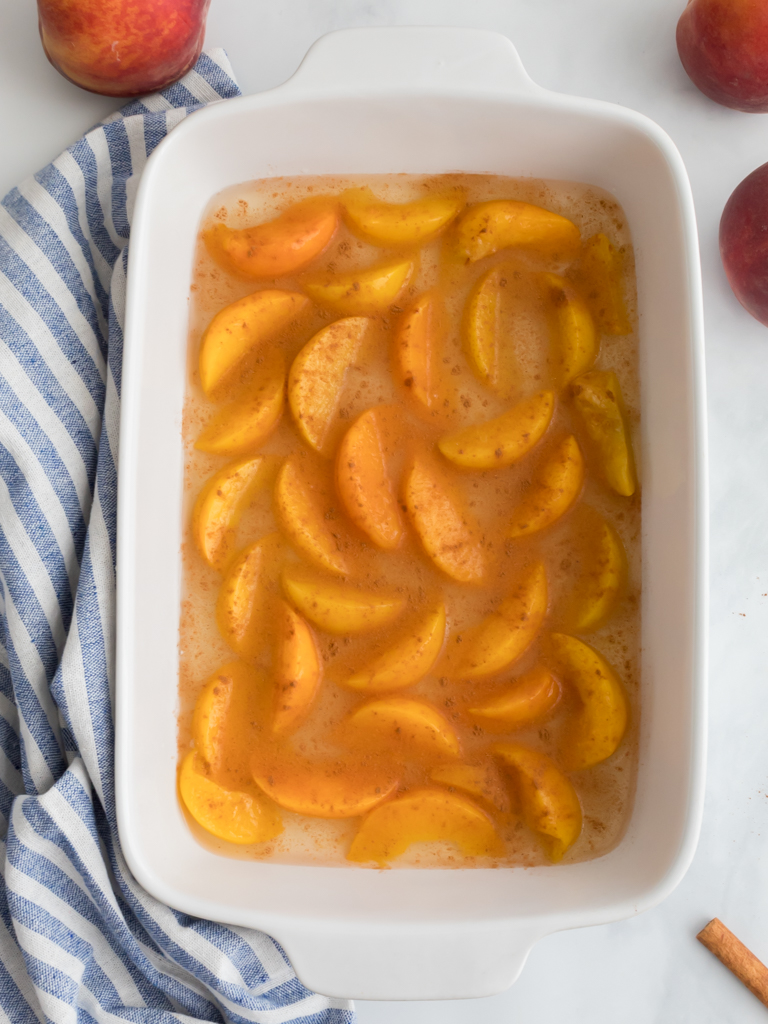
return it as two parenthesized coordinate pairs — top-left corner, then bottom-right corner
(2, 0), (768, 1019)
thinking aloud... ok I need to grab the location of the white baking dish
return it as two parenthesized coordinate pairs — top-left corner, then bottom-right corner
(116, 27), (707, 1001)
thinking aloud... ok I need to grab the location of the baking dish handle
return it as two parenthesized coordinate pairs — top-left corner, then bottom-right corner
(279, 26), (544, 97)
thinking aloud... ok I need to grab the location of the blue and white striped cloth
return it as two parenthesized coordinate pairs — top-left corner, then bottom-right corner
(0, 50), (355, 1024)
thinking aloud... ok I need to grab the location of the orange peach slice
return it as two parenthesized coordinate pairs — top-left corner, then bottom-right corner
(561, 513), (626, 633)
(468, 665), (560, 732)
(179, 752), (283, 845)
(438, 390), (555, 469)
(573, 233), (631, 335)
(274, 458), (348, 575)
(547, 633), (628, 771)
(507, 436), (585, 540)
(216, 533), (283, 660)
(282, 566), (406, 635)
(344, 697), (461, 760)
(272, 602), (322, 736)
(429, 763), (511, 813)
(192, 455), (272, 570)
(191, 669), (233, 770)
(463, 266), (512, 392)
(288, 317), (371, 454)
(199, 289), (308, 396)
(493, 743), (582, 861)
(252, 756), (399, 818)
(347, 788), (504, 866)
(455, 201), (580, 263)
(394, 292), (443, 411)
(341, 187), (463, 246)
(303, 259), (413, 316)
(343, 603), (446, 693)
(195, 357), (285, 455)
(403, 456), (486, 584)
(335, 407), (404, 550)
(541, 273), (597, 386)
(571, 370), (637, 496)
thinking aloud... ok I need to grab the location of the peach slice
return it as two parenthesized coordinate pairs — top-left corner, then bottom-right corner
(493, 743), (582, 861)
(571, 370), (637, 497)
(191, 669), (233, 771)
(573, 233), (631, 336)
(463, 266), (511, 392)
(438, 390), (555, 469)
(394, 292), (443, 411)
(540, 273), (597, 387)
(429, 763), (511, 813)
(455, 200), (580, 263)
(216, 533), (284, 660)
(344, 697), (462, 760)
(343, 603), (446, 693)
(547, 633), (629, 771)
(303, 259), (413, 316)
(282, 566), (406, 635)
(507, 436), (585, 540)
(252, 756), (399, 818)
(179, 752), (283, 845)
(335, 407), (404, 550)
(272, 602), (322, 736)
(560, 513), (626, 633)
(341, 186), (463, 246)
(192, 455), (272, 570)
(403, 456), (486, 584)
(199, 289), (308, 397)
(288, 317), (371, 454)
(204, 201), (338, 279)
(453, 562), (548, 679)
(195, 356), (285, 455)
(468, 665), (560, 732)
(274, 458), (348, 575)
(347, 788), (504, 866)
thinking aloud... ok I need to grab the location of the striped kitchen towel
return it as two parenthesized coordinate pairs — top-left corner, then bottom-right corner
(0, 49), (355, 1024)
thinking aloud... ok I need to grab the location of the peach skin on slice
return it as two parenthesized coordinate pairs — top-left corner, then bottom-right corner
(335, 407), (404, 550)
(272, 602), (322, 736)
(179, 752), (283, 845)
(204, 201), (338, 279)
(216, 533), (283, 660)
(430, 762), (511, 813)
(560, 512), (627, 633)
(438, 390), (555, 470)
(343, 603), (446, 693)
(468, 665), (561, 732)
(403, 456), (486, 584)
(541, 273), (597, 387)
(493, 742), (582, 861)
(573, 233), (631, 336)
(195, 356), (285, 455)
(347, 788), (504, 866)
(282, 566), (406, 634)
(192, 455), (272, 570)
(455, 201), (580, 263)
(252, 755), (399, 818)
(288, 317), (371, 454)
(571, 370), (637, 496)
(547, 633), (628, 771)
(303, 259), (413, 316)
(344, 697), (462, 761)
(507, 436), (585, 540)
(341, 186), (463, 246)
(199, 289), (308, 397)
(463, 266), (511, 392)
(394, 292), (444, 412)
(274, 457), (348, 576)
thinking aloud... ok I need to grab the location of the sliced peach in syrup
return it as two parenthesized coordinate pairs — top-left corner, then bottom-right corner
(507, 436), (585, 540)
(335, 407), (404, 550)
(216, 533), (284, 660)
(344, 697), (461, 761)
(192, 455), (273, 570)
(454, 201), (580, 263)
(403, 456), (486, 584)
(274, 457), (347, 576)
(198, 289), (309, 397)
(252, 755), (399, 818)
(179, 752), (283, 845)
(347, 788), (504, 866)
(559, 511), (627, 633)
(341, 187), (463, 246)
(394, 292), (443, 411)
(343, 603), (446, 693)
(191, 669), (233, 771)
(540, 273), (597, 387)
(572, 233), (631, 336)
(493, 742), (582, 861)
(272, 602), (322, 736)
(195, 356), (285, 455)
(468, 665), (560, 732)
(571, 370), (637, 497)
(288, 317), (372, 454)
(304, 259), (413, 316)
(430, 762), (511, 813)
(282, 566), (405, 635)
(438, 390), (554, 469)
(547, 633), (628, 771)
(463, 266), (512, 393)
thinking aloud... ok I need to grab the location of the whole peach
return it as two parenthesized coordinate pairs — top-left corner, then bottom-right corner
(720, 162), (768, 325)
(676, 0), (768, 111)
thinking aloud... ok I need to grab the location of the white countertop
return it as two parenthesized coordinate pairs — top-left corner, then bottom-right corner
(3, 0), (768, 1020)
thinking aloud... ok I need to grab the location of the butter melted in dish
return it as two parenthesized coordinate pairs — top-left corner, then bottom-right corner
(178, 175), (641, 869)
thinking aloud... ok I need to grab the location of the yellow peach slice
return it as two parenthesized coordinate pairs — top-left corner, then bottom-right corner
(272, 602), (322, 735)
(453, 562), (548, 679)
(437, 390), (555, 469)
(191, 669), (233, 770)
(216, 533), (283, 660)
(571, 370), (637, 497)
(204, 201), (338, 279)
(394, 292), (443, 411)
(561, 513), (626, 632)
(540, 273), (597, 386)
(573, 233), (631, 335)
(199, 289), (308, 396)
(179, 752), (283, 845)
(463, 266), (512, 392)
(455, 201), (580, 263)
(429, 763), (511, 813)
(547, 633), (629, 771)
(341, 186), (463, 246)
(347, 788), (504, 865)
(288, 317), (371, 454)
(507, 436), (585, 540)
(282, 567), (406, 635)
(303, 259), (413, 316)
(274, 458), (348, 575)
(493, 743), (582, 861)
(192, 455), (272, 570)
(403, 456), (486, 584)
(468, 665), (560, 732)
(252, 756), (399, 818)
(344, 697), (461, 760)
(343, 603), (446, 693)
(195, 357), (285, 455)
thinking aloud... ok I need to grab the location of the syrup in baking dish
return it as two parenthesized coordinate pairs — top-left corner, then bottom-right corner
(177, 174), (640, 868)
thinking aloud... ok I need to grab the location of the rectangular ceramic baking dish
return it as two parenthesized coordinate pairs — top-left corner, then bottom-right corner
(116, 26), (708, 1001)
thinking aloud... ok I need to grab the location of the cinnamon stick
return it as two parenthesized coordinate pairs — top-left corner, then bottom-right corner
(697, 918), (768, 1008)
